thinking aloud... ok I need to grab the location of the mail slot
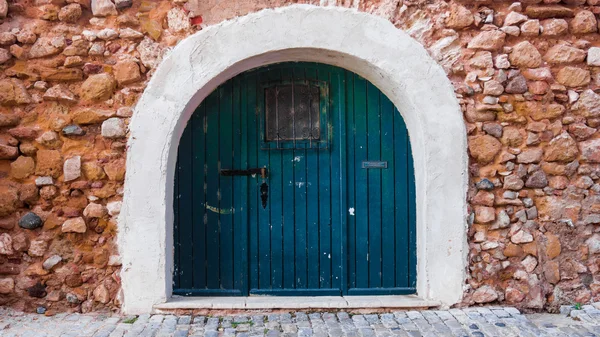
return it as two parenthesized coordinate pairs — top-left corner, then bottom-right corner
(361, 161), (388, 169)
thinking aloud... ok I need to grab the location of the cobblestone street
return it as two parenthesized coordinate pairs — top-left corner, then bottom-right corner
(3, 306), (600, 337)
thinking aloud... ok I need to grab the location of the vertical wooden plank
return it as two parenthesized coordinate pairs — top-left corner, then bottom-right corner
(232, 76), (246, 292)
(239, 75), (250, 295)
(366, 82), (382, 288)
(408, 135), (417, 288)
(177, 112), (194, 289)
(173, 148), (180, 289)
(394, 106), (410, 287)
(219, 82), (234, 290)
(380, 94), (395, 288)
(280, 67), (297, 290)
(353, 74), (369, 289)
(268, 67), (284, 290)
(315, 64), (331, 289)
(247, 72), (260, 291)
(294, 65), (308, 289)
(345, 71), (356, 292)
(257, 69), (272, 290)
(304, 65), (320, 290)
(205, 89), (221, 289)
(192, 103), (207, 289)
(330, 67), (344, 292)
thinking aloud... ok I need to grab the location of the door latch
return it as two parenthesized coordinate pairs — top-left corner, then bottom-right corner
(220, 168), (269, 208)
(220, 168), (268, 178)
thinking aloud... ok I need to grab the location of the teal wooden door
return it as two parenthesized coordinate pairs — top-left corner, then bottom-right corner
(173, 63), (416, 296)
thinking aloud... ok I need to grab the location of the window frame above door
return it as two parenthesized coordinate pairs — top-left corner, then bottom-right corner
(259, 79), (330, 150)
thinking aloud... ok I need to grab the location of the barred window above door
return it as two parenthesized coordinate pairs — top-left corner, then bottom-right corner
(265, 84), (321, 142)
(261, 79), (328, 150)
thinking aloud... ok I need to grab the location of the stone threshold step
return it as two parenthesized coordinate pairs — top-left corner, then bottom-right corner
(153, 295), (440, 311)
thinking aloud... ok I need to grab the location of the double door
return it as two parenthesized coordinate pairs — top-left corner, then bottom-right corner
(173, 62), (416, 296)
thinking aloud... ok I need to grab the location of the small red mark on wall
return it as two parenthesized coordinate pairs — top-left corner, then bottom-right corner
(191, 16), (203, 26)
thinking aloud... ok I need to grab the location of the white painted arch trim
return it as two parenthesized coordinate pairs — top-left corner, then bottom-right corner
(119, 4), (468, 314)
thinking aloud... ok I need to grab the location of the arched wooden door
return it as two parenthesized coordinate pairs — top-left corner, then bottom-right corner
(173, 62), (416, 296)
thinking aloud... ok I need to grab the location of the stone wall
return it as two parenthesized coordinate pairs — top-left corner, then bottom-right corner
(0, 0), (599, 313)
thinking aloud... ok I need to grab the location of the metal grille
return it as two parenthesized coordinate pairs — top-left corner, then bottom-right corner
(265, 84), (320, 144)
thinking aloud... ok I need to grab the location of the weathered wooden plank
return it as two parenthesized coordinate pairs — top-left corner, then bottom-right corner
(219, 81), (234, 290)
(353, 74), (369, 289)
(177, 111), (194, 289)
(247, 72), (259, 292)
(394, 106), (410, 287)
(408, 134), (417, 288)
(315, 64), (331, 289)
(268, 67), (284, 290)
(191, 103), (207, 289)
(380, 93), (395, 288)
(204, 89), (221, 289)
(293, 65), (308, 289)
(304, 65), (320, 290)
(232, 76), (246, 291)
(331, 67), (345, 293)
(345, 71), (356, 291)
(366, 81), (382, 288)
(257, 69), (273, 290)
(239, 74), (251, 294)
(279, 66), (297, 290)
(173, 150), (181, 289)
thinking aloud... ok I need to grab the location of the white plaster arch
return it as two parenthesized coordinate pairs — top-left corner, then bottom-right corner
(119, 4), (468, 314)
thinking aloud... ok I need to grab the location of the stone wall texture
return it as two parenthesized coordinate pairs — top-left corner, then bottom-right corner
(1, 0), (600, 314)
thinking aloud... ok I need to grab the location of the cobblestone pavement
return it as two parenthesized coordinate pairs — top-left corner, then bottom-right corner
(3, 306), (600, 337)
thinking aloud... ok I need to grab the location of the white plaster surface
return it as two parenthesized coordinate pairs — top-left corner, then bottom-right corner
(120, 4), (468, 314)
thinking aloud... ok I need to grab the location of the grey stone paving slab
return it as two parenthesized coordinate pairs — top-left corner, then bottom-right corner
(5, 306), (600, 336)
